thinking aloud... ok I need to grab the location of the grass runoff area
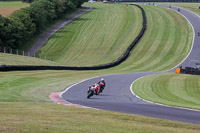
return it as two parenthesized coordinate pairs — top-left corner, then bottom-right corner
(132, 73), (200, 110)
(0, 2), (199, 132)
(0, 1), (29, 17)
(131, 3), (200, 111)
(36, 3), (143, 66)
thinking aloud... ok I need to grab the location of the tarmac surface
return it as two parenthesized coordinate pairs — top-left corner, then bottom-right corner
(61, 4), (200, 124)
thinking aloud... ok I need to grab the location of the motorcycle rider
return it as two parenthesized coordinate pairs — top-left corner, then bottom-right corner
(98, 78), (105, 93)
(88, 78), (105, 95)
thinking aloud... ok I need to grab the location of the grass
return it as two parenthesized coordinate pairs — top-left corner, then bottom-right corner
(35, 3), (193, 73)
(0, 53), (58, 66)
(0, 1), (29, 17)
(132, 73), (200, 110)
(21, 8), (78, 52)
(111, 4), (193, 72)
(36, 3), (143, 66)
(0, 4), (193, 73)
(0, 102), (200, 133)
(0, 70), (104, 102)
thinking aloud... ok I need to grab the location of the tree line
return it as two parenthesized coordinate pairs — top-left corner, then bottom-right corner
(0, 0), (86, 49)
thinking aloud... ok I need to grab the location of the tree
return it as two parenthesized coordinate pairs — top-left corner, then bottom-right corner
(26, 0), (56, 30)
(51, 0), (66, 17)
(0, 15), (25, 48)
(10, 9), (36, 41)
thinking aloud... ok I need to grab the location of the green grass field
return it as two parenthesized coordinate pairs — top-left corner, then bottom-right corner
(0, 53), (58, 66)
(111, 4), (193, 72)
(1, 102), (200, 133)
(36, 3), (143, 66)
(0, 1), (29, 17)
(132, 73), (200, 110)
(2, 3), (192, 73)
(0, 1), (28, 7)
(37, 3), (192, 72)
(0, 2), (198, 132)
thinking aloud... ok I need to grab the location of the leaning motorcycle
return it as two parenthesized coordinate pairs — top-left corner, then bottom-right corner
(87, 85), (95, 99)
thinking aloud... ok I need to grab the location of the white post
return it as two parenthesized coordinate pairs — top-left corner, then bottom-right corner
(10, 48), (12, 54)
(23, 51), (24, 56)
(4, 47), (5, 53)
(16, 49), (18, 55)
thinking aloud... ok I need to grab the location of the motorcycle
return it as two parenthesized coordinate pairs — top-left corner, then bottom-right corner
(87, 80), (105, 98)
(87, 85), (96, 99)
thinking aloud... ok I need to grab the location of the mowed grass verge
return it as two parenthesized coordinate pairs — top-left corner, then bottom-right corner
(111, 5), (193, 72)
(132, 73), (200, 110)
(0, 53), (58, 66)
(0, 70), (105, 102)
(36, 3), (143, 66)
(0, 1), (29, 17)
(1, 102), (200, 133)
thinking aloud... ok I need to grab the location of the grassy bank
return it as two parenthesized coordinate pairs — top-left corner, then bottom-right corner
(0, 70), (104, 102)
(0, 53), (58, 66)
(1, 102), (200, 133)
(132, 73), (200, 110)
(111, 4), (192, 72)
(0, 1), (29, 17)
(1, 3), (192, 73)
(36, 3), (143, 66)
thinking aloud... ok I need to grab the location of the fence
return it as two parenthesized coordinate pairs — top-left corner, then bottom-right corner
(0, 47), (54, 61)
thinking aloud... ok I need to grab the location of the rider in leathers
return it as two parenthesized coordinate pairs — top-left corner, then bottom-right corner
(97, 78), (105, 93)
(89, 78), (105, 95)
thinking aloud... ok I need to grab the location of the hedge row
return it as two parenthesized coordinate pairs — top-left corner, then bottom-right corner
(0, 0), (86, 49)
(0, 4), (146, 71)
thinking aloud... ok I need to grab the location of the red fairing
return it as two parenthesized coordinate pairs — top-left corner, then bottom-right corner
(96, 84), (100, 89)
(100, 82), (104, 86)
(95, 87), (98, 93)
(95, 84), (100, 93)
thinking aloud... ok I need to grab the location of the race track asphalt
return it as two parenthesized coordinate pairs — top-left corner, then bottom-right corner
(61, 5), (200, 124)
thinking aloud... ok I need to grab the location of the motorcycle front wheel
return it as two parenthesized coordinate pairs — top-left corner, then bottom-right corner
(87, 91), (93, 99)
